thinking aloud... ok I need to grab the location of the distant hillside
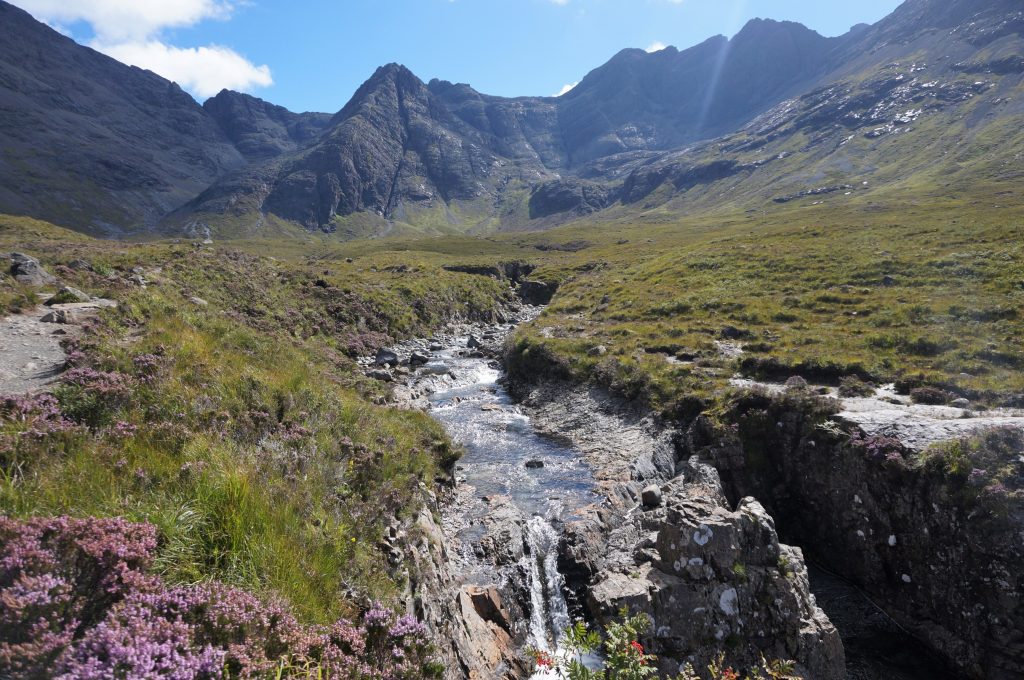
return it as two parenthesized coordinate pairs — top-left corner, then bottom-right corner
(0, 0), (1021, 238)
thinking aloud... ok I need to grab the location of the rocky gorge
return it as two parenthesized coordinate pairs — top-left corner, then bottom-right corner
(354, 284), (1024, 679)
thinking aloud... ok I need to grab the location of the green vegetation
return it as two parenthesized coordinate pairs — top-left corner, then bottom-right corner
(502, 185), (1024, 412)
(0, 214), (526, 625)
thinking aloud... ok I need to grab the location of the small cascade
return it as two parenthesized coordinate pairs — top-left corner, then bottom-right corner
(524, 513), (571, 652)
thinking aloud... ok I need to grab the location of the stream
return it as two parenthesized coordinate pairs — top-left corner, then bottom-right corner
(386, 318), (965, 679)
(425, 335), (596, 655)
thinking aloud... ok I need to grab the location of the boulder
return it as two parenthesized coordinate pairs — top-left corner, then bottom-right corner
(420, 361), (450, 376)
(409, 351), (430, 366)
(641, 485), (662, 508)
(367, 369), (393, 383)
(9, 252), (56, 286)
(588, 345), (608, 357)
(188, 296), (209, 307)
(467, 335), (482, 349)
(375, 348), (399, 366)
(524, 460), (545, 469)
(569, 473), (844, 680)
(45, 287), (90, 305)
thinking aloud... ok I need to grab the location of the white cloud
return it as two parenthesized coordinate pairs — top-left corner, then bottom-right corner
(646, 41), (668, 53)
(97, 41), (272, 98)
(11, 0), (271, 99)
(554, 82), (578, 96)
(13, 0), (233, 42)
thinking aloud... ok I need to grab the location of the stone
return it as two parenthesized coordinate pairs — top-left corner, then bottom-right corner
(951, 397), (971, 409)
(409, 351), (430, 366)
(367, 369), (393, 382)
(524, 460), (545, 469)
(480, 403), (502, 412)
(588, 345), (608, 357)
(375, 348), (399, 366)
(9, 252), (56, 286)
(67, 259), (93, 271)
(188, 296), (209, 306)
(641, 485), (663, 508)
(420, 361), (451, 376)
(467, 335), (482, 349)
(429, 342), (444, 351)
(45, 287), (90, 305)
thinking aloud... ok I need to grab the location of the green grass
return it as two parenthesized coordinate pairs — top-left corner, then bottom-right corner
(501, 185), (1024, 411)
(0, 215), (524, 623)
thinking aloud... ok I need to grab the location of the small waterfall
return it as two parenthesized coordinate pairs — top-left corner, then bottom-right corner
(524, 514), (571, 652)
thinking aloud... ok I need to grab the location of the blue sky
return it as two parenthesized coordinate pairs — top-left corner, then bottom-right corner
(16, 0), (903, 113)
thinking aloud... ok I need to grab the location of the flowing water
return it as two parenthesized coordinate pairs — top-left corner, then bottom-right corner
(425, 335), (596, 656)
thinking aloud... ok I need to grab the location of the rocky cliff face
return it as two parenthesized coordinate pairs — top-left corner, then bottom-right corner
(0, 1), (247, 236)
(685, 387), (1024, 679)
(512, 381), (845, 677)
(203, 91), (331, 161)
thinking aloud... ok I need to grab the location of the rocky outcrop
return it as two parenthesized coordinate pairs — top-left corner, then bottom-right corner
(399, 504), (530, 680)
(515, 381), (844, 677)
(516, 280), (558, 305)
(690, 387), (1024, 679)
(567, 469), (844, 679)
(8, 253), (56, 286)
(203, 90), (331, 160)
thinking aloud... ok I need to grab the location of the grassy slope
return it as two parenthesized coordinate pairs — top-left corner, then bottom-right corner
(0, 214), (523, 623)
(500, 183), (1024, 412)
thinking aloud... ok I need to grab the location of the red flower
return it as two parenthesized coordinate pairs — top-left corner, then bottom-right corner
(534, 650), (554, 668)
(721, 668), (740, 680)
(630, 640), (644, 654)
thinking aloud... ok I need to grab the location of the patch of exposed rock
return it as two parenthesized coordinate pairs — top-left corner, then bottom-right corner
(512, 381), (844, 676)
(692, 386), (1024, 679)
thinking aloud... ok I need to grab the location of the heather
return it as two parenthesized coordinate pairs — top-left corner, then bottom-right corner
(0, 515), (440, 679)
(0, 218), (521, 629)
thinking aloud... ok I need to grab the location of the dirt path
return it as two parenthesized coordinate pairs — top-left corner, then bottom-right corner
(0, 300), (116, 396)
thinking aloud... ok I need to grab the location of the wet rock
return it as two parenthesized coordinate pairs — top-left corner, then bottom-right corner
(524, 460), (545, 469)
(421, 361), (450, 376)
(467, 335), (482, 349)
(641, 485), (662, 508)
(375, 348), (399, 366)
(409, 351), (430, 366)
(9, 252), (56, 286)
(429, 342), (444, 351)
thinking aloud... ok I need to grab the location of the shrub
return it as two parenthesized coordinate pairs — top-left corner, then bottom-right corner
(0, 516), (440, 680)
(837, 376), (875, 398)
(910, 386), (950, 405)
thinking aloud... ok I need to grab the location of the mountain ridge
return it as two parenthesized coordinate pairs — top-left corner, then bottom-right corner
(0, 0), (1021, 238)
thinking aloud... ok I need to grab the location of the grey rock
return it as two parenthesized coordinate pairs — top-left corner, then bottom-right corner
(524, 460), (545, 469)
(588, 345), (608, 357)
(375, 348), (399, 366)
(367, 369), (393, 383)
(9, 253), (56, 286)
(641, 484), (662, 508)
(46, 287), (90, 304)
(409, 351), (430, 366)
(467, 335), (482, 349)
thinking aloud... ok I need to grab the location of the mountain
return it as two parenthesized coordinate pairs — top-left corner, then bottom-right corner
(203, 91), (332, 161)
(0, 0), (1021, 238)
(0, 1), (250, 236)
